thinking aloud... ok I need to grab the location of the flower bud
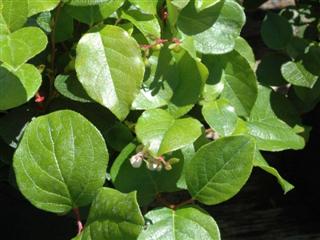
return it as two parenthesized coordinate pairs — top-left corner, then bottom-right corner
(130, 152), (144, 168)
(146, 161), (159, 171)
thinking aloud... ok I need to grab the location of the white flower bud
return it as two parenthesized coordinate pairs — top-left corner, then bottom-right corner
(130, 152), (144, 168)
(146, 161), (159, 171)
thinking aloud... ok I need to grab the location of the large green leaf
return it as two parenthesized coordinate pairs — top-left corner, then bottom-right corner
(177, 0), (245, 54)
(128, 0), (158, 15)
(135, 109), (202, 156)
(28, 0), (60, 16)
(254, 150), (294, 194)
(261, 12), (293, 50)
(203, 51), (258, 116)
(281, 61), (317, 88)
(0, 27), (48, 69)
(202, 98), (238, 137)
(121, 10), (161, 40)
(65, 0), (125, 25)
(0, 64), (41, 110)
(246, 85), (305, 151)
(75, 25), (145, 120)
(186, 136), (255, 205)
(74, 188), (144, 240)
(111, 142), (183, 205)
(13, 110), (109, 213)
(172, 0), (190, 9)
(1, 0), (28, 31)
(138, 206), (220, 240)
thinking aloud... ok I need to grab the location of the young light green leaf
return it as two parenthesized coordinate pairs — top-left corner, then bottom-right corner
(1, 0), (28, 31)
(121, 10), (161, 40)
(0, 64), (41, 110)
(138, 206), (220, 240)
(202, 99), (238, 137)
(136, 109), (202, 156)
(254, 150), (294, 194)
(128, 0), (158, 15)
(261, 12), (293, 50)
(186, 136), (255, 205)
(0, 27), (48, 69)
(246, 85), (305, 151)
(65, 0), (125, 26)
(281, 61), (318, 88)
(75, 25), (145, 120)
(111, 142), (183, 205)
(178, 0), (245, 54)
(28, 0), (60, 17)
(74, 188), (144, 240)
(13, 110), (109, 213)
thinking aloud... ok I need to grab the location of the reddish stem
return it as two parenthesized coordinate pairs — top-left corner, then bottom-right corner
(73, 208), (83, 235)
(173, 198), (194, 210)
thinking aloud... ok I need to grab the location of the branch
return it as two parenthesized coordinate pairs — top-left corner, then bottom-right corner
(73, 208), (84, 235)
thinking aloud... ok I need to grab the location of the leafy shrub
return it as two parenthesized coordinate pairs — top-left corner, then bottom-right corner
(0, 0), (319, 239)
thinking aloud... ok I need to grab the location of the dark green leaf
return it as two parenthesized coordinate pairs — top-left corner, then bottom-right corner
(74, 187), (144, 240)
(261, 12), (293, 50)
(138, 206), (220, 240)
(13, 110), (109, 213)
(186, 136), (255, 205)
(178, 0), (245, 54)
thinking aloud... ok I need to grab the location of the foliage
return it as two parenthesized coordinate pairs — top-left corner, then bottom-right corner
(0, 0), (319, 239)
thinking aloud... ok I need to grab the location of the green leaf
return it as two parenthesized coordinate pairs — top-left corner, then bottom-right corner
(261, 12), (293, 50)
(121, 10), (161, 40)
(75, 25), (145, 120)
(246, 85), (305, 151)
(301, 45), (320, 76)
(203, 51), (258, 116)
(1, 0), (28, 31)
(234, 37), (255, 70)
(28, 0), (60, 17)
(136, 109), (202, 156)
(65, 0), (114, 6)
(105, 122), (133, 151)
(0, 64), (41, 110)
(178, 0), (245, 54)
(138, 206), (220, 240)
(254, 150), (294, 194)
(195, 0), (220, 11)
(13, 110), (109, 213)
(54, 74), (92, 103)
(74, 187), (144, 240)
(132, 49), (174, 110)
(128, 0), (158, 15)
(202, 98), (238, 137)
(172, 0), (190, 10)
(0, 27), (48, 69)
(170, 51), (208, 107)
(65, 0), (125, 26)
(186, 136), (255, 205)
(257, 53), (289, 86)
(111, 142), (183, 205)
(281, 61), (318, 88)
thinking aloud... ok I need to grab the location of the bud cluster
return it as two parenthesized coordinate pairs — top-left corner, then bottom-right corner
(129, 145), (179, 172)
